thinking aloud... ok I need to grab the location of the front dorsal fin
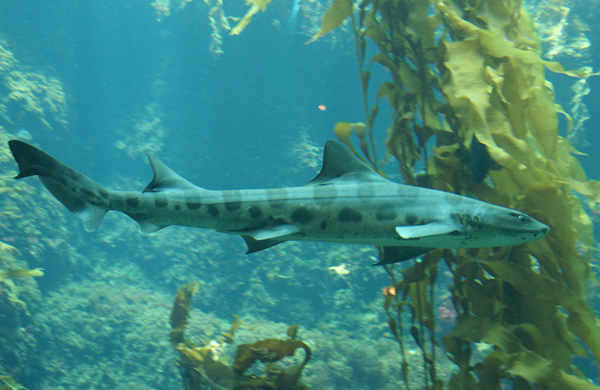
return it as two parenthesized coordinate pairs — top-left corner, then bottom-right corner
(306, 140), (384, 185)
(143, 154), (200, 193)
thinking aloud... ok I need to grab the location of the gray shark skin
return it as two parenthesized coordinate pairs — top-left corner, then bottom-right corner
(7, 139), (549, 264)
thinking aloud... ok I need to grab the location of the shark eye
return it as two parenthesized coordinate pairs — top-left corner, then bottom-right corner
(509, 212), (527, 222)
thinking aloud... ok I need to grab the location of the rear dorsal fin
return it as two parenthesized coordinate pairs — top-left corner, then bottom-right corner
(144, 154), (200, 193)
(306, 140), (384, 185)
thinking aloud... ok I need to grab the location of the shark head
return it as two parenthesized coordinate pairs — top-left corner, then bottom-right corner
(456, 206), (550, 248)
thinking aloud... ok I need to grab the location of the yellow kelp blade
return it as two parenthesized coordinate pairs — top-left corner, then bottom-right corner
(0, 375), (28, 390)
(308, 0), (352, 43)
(0, 268), (44, 283)
(230, 0), (271, 35)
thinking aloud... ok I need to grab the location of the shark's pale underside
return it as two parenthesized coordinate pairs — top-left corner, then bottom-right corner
(8, 140), (549, 264)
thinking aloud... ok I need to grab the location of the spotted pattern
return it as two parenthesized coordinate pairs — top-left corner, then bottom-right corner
(155, 198), (168, 207)
(249, 205), (262, 218)
(186, 202), (202, 210)
(338, 207), (362, 223)
(406, 213), (418, 225)
(127, 197), (140, 207)
(376, 203), (397, 221)
(208, 204), (219, 217)
(291, 207), (313, 225)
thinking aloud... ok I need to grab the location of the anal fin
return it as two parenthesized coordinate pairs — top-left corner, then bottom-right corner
(242, 236), (286, 254)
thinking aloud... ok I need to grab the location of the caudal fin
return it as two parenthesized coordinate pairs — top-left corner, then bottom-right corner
(8, 140), (110, 231)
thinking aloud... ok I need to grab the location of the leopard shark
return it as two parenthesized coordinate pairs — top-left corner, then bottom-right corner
(7, 139), (549, 264)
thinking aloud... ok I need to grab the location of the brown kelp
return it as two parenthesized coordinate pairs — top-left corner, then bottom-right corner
(169, 282), (311, 389)
(314, 0), (600, 388)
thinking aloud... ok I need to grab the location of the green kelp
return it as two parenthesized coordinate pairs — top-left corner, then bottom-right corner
(0, 375), (27, 390)
(0, 268), (44, 283)
(169, 283), (311, 389)
(230, 0), (272, 36)
(314, 0), (600, 388)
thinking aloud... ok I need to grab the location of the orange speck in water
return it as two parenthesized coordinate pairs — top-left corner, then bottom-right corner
(382, 286), (397, 296)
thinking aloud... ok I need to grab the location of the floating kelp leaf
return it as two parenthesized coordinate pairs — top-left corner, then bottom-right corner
(308, 0), (352, 43)
(232, 338), (311, 374)
(222, 315), (241, 344)
(169, 281), (198, 345)
(0, 268), (43, 282)
(333, 121), (352, 144)
(369, 53), (397, 73)
(333, 121), (367, 143)
(0, 375), (27, 390)
(377, 81), (396, 101)
(287, 323), (299, 339)
(558, 178), (600, 207)
(363, 23), (388, 46)
(385, 117), (421, 184)
(230, 0), (272, 36)
(169, 282), (235, 389)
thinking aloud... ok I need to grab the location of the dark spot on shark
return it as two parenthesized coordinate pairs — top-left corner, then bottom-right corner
(320, 220), (327, 230)
(225, 202), (241, 211)
(249, 205), (262, 218)
(126, 197), (139, 208)
(186, 202), (202, 210)
(376, 203), (397, 221)
(406, 213), (418, 225)
(338, 207), (362, 223)
(174, 204), (181, 211)
(291, 207), (313, 224)
(223, 190), (242, 211)
(208, 204), (219, 217)
(155, 198), (168, 207)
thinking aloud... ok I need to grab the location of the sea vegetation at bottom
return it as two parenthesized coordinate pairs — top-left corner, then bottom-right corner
(314, 0), (600, 388)
(0, 240), (42, 385)
(0, 38), (68, 131)
(169, 282), (311, 390)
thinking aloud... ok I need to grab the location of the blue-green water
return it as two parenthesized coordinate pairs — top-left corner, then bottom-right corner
(0, 0), (599, 389)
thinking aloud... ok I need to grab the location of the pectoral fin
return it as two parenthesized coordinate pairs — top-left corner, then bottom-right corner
(237, 224), (300, 254)
(242, 224), (301, 240)
(395, 223), (458, 239)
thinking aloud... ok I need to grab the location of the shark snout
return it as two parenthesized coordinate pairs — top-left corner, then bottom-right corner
(537, 225), (550, 237)
(525, 220), (550, 241)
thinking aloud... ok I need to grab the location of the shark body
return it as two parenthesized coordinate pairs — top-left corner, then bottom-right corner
(8, 140), (549, 264)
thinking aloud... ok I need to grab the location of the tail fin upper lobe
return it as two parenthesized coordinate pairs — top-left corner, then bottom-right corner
(8, 140), (110, 231)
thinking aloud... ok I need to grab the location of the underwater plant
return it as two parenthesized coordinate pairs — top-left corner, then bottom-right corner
(313, 0), (600, 388)
(169, 282), (312, 389)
